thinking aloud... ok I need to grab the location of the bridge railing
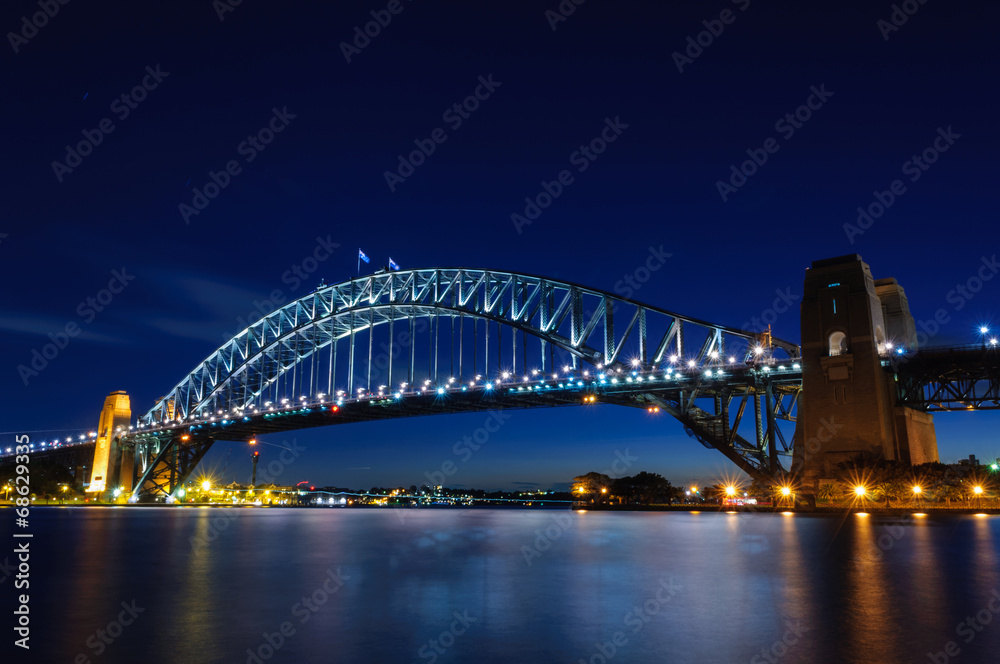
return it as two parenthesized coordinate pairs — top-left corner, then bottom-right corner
(910, 343), (1000, 356)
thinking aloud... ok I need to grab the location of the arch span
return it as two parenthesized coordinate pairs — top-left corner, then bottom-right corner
(140, 268), (799, 426)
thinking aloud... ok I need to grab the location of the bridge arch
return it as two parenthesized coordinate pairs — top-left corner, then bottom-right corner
(140, 268), (798, 426)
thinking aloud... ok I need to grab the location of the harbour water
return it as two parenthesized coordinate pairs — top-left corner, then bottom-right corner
(11, 507), (1000, 663)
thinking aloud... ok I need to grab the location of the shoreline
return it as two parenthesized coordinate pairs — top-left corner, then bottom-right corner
(575, 503), (1000, 515)
(4, 503), (999, 515)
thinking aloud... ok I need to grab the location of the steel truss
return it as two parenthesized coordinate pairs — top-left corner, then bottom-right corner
(127, 268), (802, 499)
(894, 345), (1000, 411)
(141, 268), (798, 424)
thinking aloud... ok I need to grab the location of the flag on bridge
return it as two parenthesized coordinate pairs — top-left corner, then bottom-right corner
(389, 257), (400, 270)
(358, 249), (370, 263)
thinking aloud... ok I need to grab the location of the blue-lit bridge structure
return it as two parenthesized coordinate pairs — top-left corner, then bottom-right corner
(121, 268), (804, 499)
(7, 267), (1000, 500)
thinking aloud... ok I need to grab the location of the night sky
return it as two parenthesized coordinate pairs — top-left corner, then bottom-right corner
(3, 0), (999, 491)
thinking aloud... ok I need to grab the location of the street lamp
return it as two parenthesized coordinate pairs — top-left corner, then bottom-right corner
(912, 485), (922, 507)
(973, 485), (984, 506)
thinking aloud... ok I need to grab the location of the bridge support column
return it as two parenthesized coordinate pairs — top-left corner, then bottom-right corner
(86, 391), (131, 500)
(792, 255), (938, 490)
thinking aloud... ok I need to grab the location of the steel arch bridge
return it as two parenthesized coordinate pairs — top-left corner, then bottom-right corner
(126, 268), (802, 500)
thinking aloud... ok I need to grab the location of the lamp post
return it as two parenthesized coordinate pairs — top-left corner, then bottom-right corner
(912, 485), (922, 508)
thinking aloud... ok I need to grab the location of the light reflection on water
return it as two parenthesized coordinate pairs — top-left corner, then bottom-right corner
(23, 508), (1000, 664)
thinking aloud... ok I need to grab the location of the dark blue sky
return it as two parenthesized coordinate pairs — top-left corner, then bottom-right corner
(3, 0), (999, 490)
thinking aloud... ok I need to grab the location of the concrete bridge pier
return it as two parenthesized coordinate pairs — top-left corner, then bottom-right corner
(85, 391), (132, 500)
(791, 255), (938, 491)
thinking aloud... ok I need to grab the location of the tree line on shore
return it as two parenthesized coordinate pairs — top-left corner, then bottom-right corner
(572, 471), (680, 505)
(572, 456), (999, 507)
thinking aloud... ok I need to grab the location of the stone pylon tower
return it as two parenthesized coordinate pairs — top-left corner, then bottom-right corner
(86, 391), (132, 498)
(791, 255), (938, 488)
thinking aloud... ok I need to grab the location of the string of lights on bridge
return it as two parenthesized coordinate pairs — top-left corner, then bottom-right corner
(5, 325), (997, 457)
(130, 351), (804, 433)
